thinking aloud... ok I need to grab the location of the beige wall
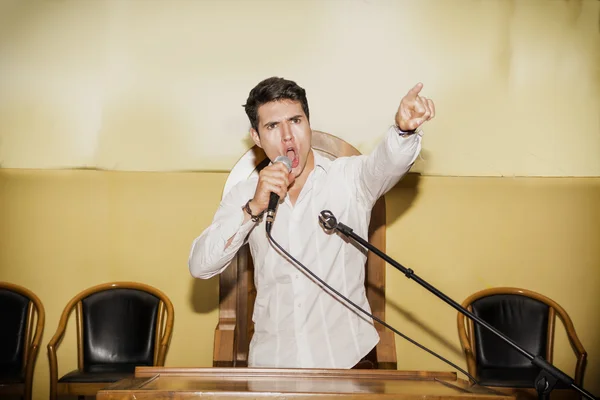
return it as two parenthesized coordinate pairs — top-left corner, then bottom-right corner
(0, 0), (599, 175)
(1, 170), (599, 398)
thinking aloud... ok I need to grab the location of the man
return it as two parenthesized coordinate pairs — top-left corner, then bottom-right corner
(189, 77), (435, 369)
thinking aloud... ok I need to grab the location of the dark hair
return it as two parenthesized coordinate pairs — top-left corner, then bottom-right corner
(244, 77), (310, 132)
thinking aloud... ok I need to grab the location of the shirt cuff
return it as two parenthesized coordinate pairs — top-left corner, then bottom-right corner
(386, 125), (422, 165)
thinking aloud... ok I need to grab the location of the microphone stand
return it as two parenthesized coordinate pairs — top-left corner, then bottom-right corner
(318, 210), (596, 400)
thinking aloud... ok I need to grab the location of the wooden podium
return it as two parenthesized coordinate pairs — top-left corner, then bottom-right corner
(97, 367), (515, 400)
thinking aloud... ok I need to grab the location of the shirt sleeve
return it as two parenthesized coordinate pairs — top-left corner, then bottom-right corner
(188, 180), (258, 279)
(353, 125), (423, 209)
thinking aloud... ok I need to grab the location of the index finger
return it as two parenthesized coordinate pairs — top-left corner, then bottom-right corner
(405, 82), (423, 100)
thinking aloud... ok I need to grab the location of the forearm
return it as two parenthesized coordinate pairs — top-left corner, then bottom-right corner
(188, 207), (256, 279)
(357, 126), (423, 205)
(223, 203), (254, 248)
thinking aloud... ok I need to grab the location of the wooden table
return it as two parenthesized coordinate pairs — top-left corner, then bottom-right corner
(97, 367), (515, 399)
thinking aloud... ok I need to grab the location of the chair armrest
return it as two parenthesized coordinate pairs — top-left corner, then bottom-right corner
(457, 312), (477, 381)
(376, 329), (397, 369)
(560, 315), (588, 385)
(213, 319), (236, 367)
(25, 301), (45, 400)
(155, 300), (175, 366)
(47, 302), (77, 400)
(554, 304), (587, 385)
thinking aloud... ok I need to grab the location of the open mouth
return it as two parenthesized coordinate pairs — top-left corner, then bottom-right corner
(286, 147), (299, 169)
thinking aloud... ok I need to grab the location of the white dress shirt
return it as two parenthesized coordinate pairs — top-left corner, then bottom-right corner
(189, 126), (422, 369)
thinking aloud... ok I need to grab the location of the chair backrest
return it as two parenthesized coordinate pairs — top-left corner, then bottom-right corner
(0, 282), (45, 399)
(0, 288), (30, 376)
(457, 287), (587, 387)
(214, 130), (395, 368)
(48, 282), (174, 374)
(81, 288), (160, 372)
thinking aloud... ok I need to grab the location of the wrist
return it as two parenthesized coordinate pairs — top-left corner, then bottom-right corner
(394, 124), (418, 136)
(243, 199), (264, 222)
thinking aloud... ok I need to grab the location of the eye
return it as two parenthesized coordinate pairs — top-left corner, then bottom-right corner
(291, 118), (300, 124)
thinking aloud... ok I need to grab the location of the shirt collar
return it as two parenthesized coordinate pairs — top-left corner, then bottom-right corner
(312, 149), (331, 174)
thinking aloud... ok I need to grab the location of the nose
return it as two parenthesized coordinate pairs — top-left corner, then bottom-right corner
(281, 123), (292, 143)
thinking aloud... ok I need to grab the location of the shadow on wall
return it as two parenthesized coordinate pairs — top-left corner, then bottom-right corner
(368, 283), (464, 358)
(189, 275), (219, 314)
(369, 172), (463, 358)
(387, 172), (421, 227)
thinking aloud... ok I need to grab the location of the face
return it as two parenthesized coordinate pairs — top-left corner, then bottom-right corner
(251, 99), (313, 179)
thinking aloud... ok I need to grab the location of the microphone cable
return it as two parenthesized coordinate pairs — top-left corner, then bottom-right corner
(266, 228), (478, 384)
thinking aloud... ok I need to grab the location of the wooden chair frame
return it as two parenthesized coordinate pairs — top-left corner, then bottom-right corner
(213, 130), (397, 369)
(47, 281), (174, 399)
(0, 282), (45, 400)
(457, 287), (587, 385)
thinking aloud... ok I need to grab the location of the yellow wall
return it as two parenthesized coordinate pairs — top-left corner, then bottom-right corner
(1, 170), (599, 398)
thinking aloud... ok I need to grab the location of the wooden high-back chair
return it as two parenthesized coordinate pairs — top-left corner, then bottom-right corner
(213, 130), (397, 369)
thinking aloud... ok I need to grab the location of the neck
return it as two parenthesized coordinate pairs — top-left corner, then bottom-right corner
(288, 149), (314, 203)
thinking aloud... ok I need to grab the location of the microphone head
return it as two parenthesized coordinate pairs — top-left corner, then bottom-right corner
(274, 155), (292, 172)
(319, 210), (337, 232)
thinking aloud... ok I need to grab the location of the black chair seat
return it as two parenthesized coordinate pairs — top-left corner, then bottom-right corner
(0, 371), (24, 385)
(479, 365), (573, 389)
(58, 370), (133, 383)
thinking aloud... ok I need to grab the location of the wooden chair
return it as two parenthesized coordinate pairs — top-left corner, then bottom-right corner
(0, 282), (45, 400)
(213, 130), (397, 369)
(47, 281), (174, 400)
(457, 287), (586, 388)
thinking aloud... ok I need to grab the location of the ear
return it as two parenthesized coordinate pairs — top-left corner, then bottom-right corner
(250, 128), (262, 148)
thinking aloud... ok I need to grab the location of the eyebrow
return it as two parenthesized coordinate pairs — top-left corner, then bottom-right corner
(262, 115), (303, 129)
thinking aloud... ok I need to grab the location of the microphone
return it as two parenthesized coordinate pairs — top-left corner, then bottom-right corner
(265, 155), (292, 233)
